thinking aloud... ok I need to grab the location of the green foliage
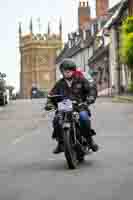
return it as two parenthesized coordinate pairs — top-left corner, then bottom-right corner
(128, 81), (133, 93)
(120, 33), (133, 66)
(122, 16), (133, 34)
(120, 16), (133, 68)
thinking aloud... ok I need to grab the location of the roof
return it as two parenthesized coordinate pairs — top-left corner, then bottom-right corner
(97, 0), (128, 37)
(105, 0), (128, 29)
(108, 1), (121, 15)
(56, 0), (125, 65)
(88, 45), (109, 65)
(56, 37), (94, 64)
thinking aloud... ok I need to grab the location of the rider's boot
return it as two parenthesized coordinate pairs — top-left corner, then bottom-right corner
(53, 141), (64, 154)
(90, 129), (96, 136)
(88, 136), (99, 152)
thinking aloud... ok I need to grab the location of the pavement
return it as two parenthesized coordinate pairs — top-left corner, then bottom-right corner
(0, 98), (133, 200)
(112, 95), (133, 103)
(98, 88), (112, 96)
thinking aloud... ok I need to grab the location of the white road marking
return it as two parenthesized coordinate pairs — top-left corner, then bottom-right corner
(12, 136), (26, 145)
(12, 131), (40, 145)
(47, 158), (56, 161)
(47, 157), (65, 161)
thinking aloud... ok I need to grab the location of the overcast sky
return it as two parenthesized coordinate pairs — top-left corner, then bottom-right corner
(0, 0), (121, 91)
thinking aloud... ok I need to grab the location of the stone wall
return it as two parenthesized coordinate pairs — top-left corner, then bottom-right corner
(19, 33), (62, 98)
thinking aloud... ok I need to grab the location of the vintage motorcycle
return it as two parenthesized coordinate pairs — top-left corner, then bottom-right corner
(46, 94), (94, 169)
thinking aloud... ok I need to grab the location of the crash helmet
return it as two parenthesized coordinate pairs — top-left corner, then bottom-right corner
(59, 58), (76, 73)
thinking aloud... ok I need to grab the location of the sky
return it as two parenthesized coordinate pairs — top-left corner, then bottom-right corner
(0, 0), (121, 92)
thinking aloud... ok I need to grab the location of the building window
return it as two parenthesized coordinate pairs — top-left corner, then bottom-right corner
(98, 21), (101, 31)
(83, 30), (86, 40)
(94, 23), (98, 34)
(88, 46), (93, 58)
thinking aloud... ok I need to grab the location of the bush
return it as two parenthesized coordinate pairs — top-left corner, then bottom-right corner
(120, 16), (133, 82)
(128, 81), (133, 93)
(120, 32), (133, 66)
(122, 16), (133, 34)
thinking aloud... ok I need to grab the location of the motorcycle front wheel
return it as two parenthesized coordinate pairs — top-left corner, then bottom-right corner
(63, 129), (78, 169)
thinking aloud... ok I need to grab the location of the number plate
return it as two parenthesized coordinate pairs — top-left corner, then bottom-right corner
(32, 90), (37, 94)
(58, 99), (73, 111)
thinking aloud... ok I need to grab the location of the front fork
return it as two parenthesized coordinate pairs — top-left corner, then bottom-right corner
(56, 112), (77, 146)
(62, 121), (77, 146)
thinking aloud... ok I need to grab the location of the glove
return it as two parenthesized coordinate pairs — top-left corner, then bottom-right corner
(45, 103), (55, 111)
(86, 96), (95, 104)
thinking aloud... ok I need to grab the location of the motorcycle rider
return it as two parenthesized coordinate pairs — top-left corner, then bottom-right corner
(45, 58), (99, 154)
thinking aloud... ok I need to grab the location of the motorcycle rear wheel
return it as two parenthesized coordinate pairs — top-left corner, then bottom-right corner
(77, 154), (85, 163)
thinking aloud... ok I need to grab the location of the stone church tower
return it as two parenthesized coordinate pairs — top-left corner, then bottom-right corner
(96, 0), (109, 17)
(19, 19), (63, 98)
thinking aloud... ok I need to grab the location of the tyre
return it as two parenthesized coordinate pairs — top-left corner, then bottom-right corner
(0, 97), (5, 106)
(77, 154), (84, 163)
(63, 129), (78, 169)
(5, 96), (8, 104)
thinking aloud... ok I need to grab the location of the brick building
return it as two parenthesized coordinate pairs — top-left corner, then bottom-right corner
(96, 0), (109, 17)
(128, 0), (133, 15)
(78, 0), (91, 31)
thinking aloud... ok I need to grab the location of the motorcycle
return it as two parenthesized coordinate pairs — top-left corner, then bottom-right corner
(47, 94), (93, 169)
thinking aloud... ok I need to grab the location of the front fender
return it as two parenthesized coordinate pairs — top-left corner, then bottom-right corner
(62, 122), (71, 129)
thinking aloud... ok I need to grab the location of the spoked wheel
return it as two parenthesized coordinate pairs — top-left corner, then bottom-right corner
(63, 129), (78, 169)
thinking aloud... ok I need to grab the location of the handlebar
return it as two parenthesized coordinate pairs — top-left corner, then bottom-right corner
(78, 102), (88, 107)
(47, 94), (63, 98)
(47, 95), (89, 108)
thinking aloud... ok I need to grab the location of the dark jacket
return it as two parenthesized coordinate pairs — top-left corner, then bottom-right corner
(47, 77), (97, 105)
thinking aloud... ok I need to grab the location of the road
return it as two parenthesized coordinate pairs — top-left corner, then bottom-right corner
(0, 98), (133, 200)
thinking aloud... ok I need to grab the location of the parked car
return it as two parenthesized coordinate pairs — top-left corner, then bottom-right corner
(0, 73), (9, 105)
(0, 88), (9, 105)
(31, 87), (48, 99)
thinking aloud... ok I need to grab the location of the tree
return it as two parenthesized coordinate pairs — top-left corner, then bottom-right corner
(120, 16), (133, 82)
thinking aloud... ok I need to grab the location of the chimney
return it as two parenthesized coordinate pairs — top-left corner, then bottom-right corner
(96, 0), (109, 17)
(78, 0), (91, 31)
(128, 0), (133, 16)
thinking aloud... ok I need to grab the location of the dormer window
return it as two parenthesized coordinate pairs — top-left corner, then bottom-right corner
(75, 36), (78, 43)
(98, 21), (101, 31)
(83, 30), (86, 40)
(94, 23), (98, 34)
(91, 24), (94, 36)
(85, 29), (90, 39)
